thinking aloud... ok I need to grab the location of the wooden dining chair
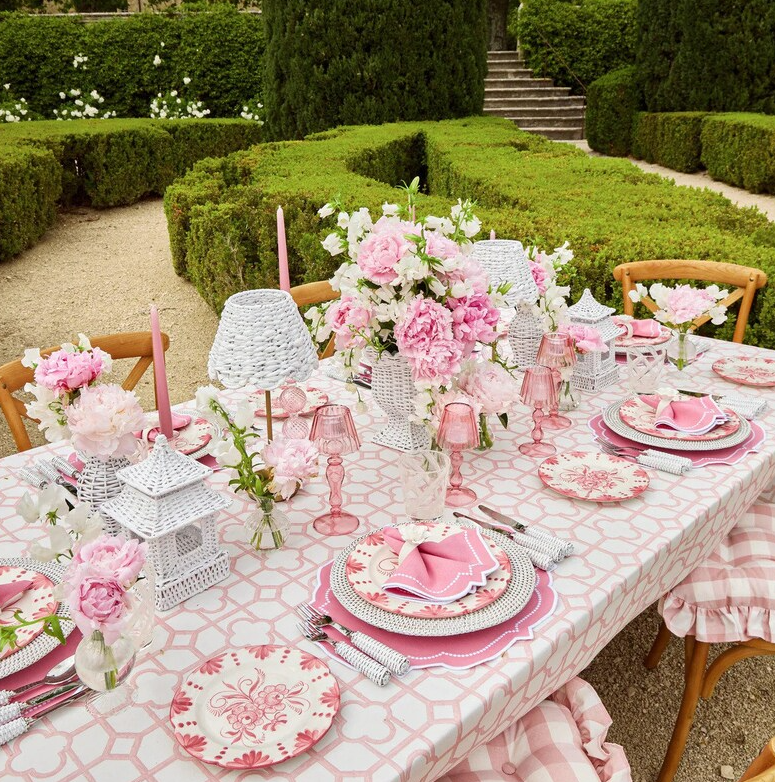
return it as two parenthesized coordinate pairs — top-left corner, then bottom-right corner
(0, 331), (169, 453)
(290, 280), (339, 359)
(612, 260), (767, 343)
(741, 738), (775, 782)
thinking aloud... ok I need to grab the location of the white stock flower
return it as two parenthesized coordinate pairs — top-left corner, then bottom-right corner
(322, 232), (345, 257)
(21, 348), (41, 369)
(30, 525), (73, 562)
(317, 203), (334, 219)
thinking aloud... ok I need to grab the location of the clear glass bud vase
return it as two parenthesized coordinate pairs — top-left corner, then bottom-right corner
(245, 496), (290, 551)
(558, 380), (580, 411)
(75, 629), (136, 717)
(667, 330), (697, 371)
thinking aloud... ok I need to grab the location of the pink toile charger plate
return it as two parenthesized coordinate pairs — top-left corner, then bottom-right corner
(312, 561), (557, 670)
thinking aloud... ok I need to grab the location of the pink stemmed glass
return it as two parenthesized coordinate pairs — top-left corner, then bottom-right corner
(519, 366), (558, 457)
(279, 383), (309, 439)
(536, 332), (577, 430)
(437, 402), (480, 507)
(309, 404), (361, 536)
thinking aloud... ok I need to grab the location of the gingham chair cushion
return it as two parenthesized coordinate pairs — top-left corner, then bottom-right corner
(436, 678), (631, 782)
(661, 502), (775, 644)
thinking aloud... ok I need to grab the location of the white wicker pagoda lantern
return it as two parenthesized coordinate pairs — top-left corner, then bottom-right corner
(101, 435), (231, 611)
(567, 288), (620, 392)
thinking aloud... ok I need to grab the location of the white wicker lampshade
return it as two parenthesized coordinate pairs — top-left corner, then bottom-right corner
(471, 239), (538, 305)
(208, 289), (318, 389)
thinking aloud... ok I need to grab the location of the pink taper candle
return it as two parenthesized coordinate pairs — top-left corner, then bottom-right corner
(277, 206), (290, 292)
(150, 305), (174, 439)
(490, 229), (496, 240)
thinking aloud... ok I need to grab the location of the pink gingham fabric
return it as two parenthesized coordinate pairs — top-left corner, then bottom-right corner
(661, 502), (775, 643)
(437, 678), (631, 782)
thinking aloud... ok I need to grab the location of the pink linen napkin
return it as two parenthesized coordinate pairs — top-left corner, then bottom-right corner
(381, 524), (499, 603)
(143, 411), (192, 442)
(613, 316), (663, 339)
(640, 394), (728, 435)
(0, 581), (32, 612)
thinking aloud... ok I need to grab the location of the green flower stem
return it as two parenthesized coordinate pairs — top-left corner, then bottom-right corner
(94, 631), (119, 690)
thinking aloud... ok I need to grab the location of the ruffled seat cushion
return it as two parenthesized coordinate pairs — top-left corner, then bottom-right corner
(436, 677), (631, 782)
(661, 502), (775, 644)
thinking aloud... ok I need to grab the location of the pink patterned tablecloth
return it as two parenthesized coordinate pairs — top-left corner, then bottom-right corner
(1, 339), (774, 782)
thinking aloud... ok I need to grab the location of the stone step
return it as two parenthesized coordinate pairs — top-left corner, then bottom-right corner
(514, 116), (585, 130)
(485, 78), (556, 90)
(483, 95), (585, 110)
(516, 125), (585, 141)
(484, 90), (575, 106)
(487, 50), (522, 60)
(485, 68), (535, 79)
(504, 105), (586, 119)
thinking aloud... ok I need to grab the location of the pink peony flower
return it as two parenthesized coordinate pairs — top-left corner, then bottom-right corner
(34, 348), (108, 396)
(666, 285), (716, 324)
(424, 232), (460, 261)
(64, 570), (131, 645)
(324, 297), (372, 350)
(356, 219), (416, 285)
(70, 534), (147, 587)
(559, 324), (608, 354)
(446, 292), (500, 352)
(443, 258), (489, 294)
(395, 296), (455, 357)
(66, 384), (146, 459)
(407, 338), (464, 385)
(456, 360), (521, 415)
(263, 438), (319, 499)
(528, 261), (549, 295)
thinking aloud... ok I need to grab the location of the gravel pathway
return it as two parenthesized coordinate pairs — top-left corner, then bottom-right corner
(1, 197), (772, 781)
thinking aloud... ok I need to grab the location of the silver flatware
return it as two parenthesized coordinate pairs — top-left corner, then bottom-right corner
(0, 682), (81, 726)
(296, 621), (391, 686)
(297, 603), (409, 675)
(477, 505), (528, 532)
(50, 456), (80, 479)
(17, 468), (75, 508)
(34, 461), (78, 497)
(0, 685), (89, 746)
(0, 656), (77, 705)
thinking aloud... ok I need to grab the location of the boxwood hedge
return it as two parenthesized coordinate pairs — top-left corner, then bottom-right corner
(165, 116), (775, 347)
(0, 118), (263, 260)
(586, 66), (642, 156)
(631, 112), (708, 172)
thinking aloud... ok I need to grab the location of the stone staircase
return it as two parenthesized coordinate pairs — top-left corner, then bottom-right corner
(484, 50), (585, 141)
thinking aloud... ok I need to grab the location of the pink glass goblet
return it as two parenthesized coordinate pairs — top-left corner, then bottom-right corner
(279, 383), (309, 439)
(437, 402), (480, 507)
(519, 366), (558, 457)
(536, 332), (576, 431)
(309, 404), (360, 535)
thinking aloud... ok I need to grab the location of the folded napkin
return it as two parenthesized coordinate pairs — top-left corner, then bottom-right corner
(381, 524), (499, 603)
(635, 449), (693, 475)
(144, 412), (193, 442)
(613, 316), (663, 339)
(716, 393), (768, 421)
(640, 393), (727, 435)
(0, 581), (32, 612)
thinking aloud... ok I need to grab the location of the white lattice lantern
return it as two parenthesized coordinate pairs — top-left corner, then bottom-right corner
(567, 288), (620, 392)
(102, 435), (231, 611)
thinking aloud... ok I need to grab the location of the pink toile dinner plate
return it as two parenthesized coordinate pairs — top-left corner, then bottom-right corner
(712, 356), (775, 388)
(614, 326), (671, 350)
(0, 567), (58, 661)
(171, 646), (340, 770)
(538, 451), (650, 503)
(344, 526), (512, 618)
(618, 397), (741, 442)
(252, 386), (329, 419)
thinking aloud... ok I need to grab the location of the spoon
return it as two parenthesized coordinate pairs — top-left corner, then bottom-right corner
(0, 656), (77, 705)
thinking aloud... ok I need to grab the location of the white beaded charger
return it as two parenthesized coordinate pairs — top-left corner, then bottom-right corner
(330, 522), (536, 636)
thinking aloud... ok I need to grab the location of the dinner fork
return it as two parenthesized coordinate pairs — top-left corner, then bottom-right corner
(297, 603), (409, 675)
(296, 621), (391, 686)
(0, 685), (89, 746)
(0, 682), (81, 726)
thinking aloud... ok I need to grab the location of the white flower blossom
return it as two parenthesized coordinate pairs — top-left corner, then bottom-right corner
(21, 347), (41, 369)
(183, 76), (191, 85)
(322, 232), (346, 256)
(382, 203), (399, 217)
(153, 55), (162, 67)
(30, 525), (73, 562)
(317, 203), (334, 219)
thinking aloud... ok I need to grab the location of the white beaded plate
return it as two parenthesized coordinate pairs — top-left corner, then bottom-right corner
(0, 558), (73, 679)
(603, 399), (751, 451)
(330, 521), (536, 636)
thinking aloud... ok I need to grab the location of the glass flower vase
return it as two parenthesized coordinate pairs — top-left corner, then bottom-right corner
(557, 380), (580, 411)
(245, 496), (290, 551)
(667, 330), (697, 371)
(476, 414), (494, 451)
(75, 630), (136, 717)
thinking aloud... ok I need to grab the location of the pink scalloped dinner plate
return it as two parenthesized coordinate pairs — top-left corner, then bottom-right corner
(712, 356), (775, 388)
(618, 397), (741, 441)
(0, 567), (58, 661)
(614, 326), (671, 349)
(143, 414), (214, 455)
(538, 451), (650, 503)
(171, 646), (340, 770)
(253, 387), (329, 419)
(344, 526), (512, 618)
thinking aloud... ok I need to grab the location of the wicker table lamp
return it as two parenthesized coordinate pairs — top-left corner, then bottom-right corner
(207, 289), (318, 440)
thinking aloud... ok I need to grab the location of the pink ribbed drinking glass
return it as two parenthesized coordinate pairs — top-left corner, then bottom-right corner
(519, 366), (558, 457)
(309, 404), (361, 535)
(536, 332), (577, 430)
(437, 402), (480, 507)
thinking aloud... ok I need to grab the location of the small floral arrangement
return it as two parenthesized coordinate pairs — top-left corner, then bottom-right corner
(628, 282), (728, 331)
(67, 384), (146, 460)
(196, 386), (319, 549)
(23, 334), (113, 442)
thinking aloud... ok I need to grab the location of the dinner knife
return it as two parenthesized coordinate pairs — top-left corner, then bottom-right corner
(0, 682), (81, 725)
(0, 685), (89, 746)
(477, 505), (528, 532)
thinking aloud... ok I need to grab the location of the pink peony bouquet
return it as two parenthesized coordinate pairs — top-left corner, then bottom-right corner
(67, 384), (147, 460)
(22, 334), (114, 443)
(629, 282), (728, 331)
(307, 179), (510, 391)
(63, 534), (146, 645)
